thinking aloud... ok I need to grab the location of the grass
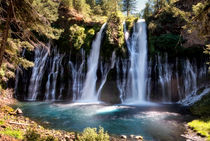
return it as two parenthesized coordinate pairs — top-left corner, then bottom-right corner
(0, 120), (5, 125)
(0, 128), (24, 139)
(188, 118), (210, 140)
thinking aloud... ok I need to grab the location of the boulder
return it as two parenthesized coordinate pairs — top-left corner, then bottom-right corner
(15, 108), (23, 114)
(120, 135), (127, 139)
(130, 134), (135, 138)
(135, 136), (143, 140)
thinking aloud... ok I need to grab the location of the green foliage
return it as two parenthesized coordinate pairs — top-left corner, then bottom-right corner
(122, 0), (137, 16)
(99, 0), (121, 16)
(61, 0), (74, 9)
(0, 128), (24, 140)
(149, 34), (183, 56)
(0, 105), (14, 113)
(0, 120), (5, 125)
(69, 24), (86, 50)
(188, 118), (210, 139)
(23, 129), (57, 141)
(32, 0), (59, 22)
(190, 92), (210, 117)
(102, 11), (125, 59)
(74, 0), (91, 15)
(24, 130), (41, 141)
(83, 28), (95, 50)
(77, 127), (109, 141)
(125, 16), (138, 34)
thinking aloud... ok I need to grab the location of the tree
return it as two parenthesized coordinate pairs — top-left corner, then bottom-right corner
(188, 1), (210, 69)
(142, 2), (153, 20)
(86, 0), (96, 8)
(122, 0), (137, 16)
(0, 0), (61, 84)
(100, 0), (121, 16)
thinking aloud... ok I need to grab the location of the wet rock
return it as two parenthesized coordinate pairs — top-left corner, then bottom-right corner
(135, 136), (143, 140)
(130, 134), (135, 138)
(15, 108), (23, 114)
(120, 135), (127, 139)
(64, 135), (71, 141)
(43, 121), (50, 125)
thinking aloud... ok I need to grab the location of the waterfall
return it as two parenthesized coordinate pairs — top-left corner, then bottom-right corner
(15, 20), (209, 104)
(116, 58), (128, 102)
(44, 48), (65, 101)
(28, 48), (48, 101)
(96, 51), (116, 99)
(69, 50), (86, 101)
(80, 23), (106, 102)
(125, 19), (148, 103)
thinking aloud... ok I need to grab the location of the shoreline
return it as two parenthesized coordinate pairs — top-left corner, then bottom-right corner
(0, 89), (207, 141)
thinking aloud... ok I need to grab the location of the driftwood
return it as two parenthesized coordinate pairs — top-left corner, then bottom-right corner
(9, 121), (29, 126)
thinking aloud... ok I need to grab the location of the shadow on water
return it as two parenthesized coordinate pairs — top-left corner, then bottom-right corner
(14, 102), (192, 141)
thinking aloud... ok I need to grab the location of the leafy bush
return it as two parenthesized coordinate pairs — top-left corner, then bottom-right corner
(77, 127), (109, 141)
(0, 128), (23, 139)
(125, 16), (138, 34)
(24, 130), (57, 141)
(188, 118), (210, 139)
(102, 11), (126, 59)
(149, 33), (183, 56)
(69, 24), (86, 50)
(24, 130), (41, 141)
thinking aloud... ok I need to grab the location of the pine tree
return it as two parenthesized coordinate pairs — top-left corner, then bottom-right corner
(0, 0), (61, 84)
(122, 0), (137, 16)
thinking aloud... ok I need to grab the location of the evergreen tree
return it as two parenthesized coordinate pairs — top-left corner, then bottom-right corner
(122, 0), (137, 16)
(0, 0), (61, 84)
(100, 0), (121, 16)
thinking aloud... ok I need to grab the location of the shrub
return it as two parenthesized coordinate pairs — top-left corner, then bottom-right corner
(188, 118), (210, 139)
(77, 127), (109, 141)
(24, 130), (41, 141)
(69, 24), (86, 50)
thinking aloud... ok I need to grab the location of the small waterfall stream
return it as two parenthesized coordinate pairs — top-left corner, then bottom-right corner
(28, 48), (48, 101)
(80, 23), (106, 102)
(69, 50), (86, 101)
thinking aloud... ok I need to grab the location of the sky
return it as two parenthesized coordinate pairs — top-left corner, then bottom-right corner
(136, 0), (148, 13)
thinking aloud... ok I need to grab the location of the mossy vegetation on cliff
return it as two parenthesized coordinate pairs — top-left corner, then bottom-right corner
(101, 11), (126, 59)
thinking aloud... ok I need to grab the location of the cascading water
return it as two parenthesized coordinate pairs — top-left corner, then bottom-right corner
(116, 58), (128, 102)
(44, 49), (65, 101)
(125, 19), (148, 103)
(15, 20), (209, 104)
(96, 51), (116, 99)
(69, 50), (86, 101)
(80, 23), (106, 102)
(28, 48), (48, 101)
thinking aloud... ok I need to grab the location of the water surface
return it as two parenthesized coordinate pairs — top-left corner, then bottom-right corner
(16, 102), (190, 141)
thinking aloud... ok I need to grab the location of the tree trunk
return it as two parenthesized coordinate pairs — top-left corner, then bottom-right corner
(0, 0), (12, 68)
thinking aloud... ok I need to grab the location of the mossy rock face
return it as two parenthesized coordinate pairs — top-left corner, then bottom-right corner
(190, 92), (210, 117)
